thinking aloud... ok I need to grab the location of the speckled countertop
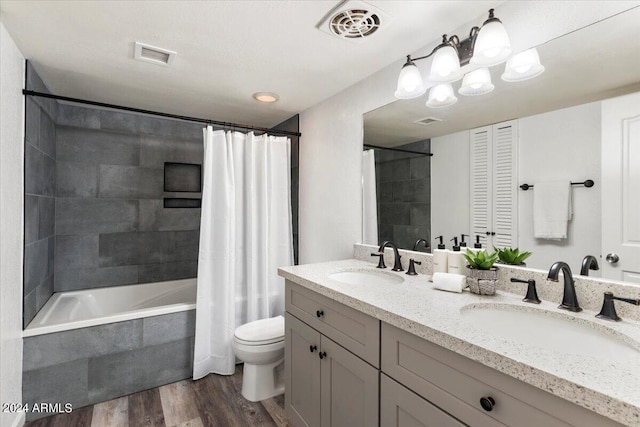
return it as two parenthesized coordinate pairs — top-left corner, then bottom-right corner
(278, 258), (640, 427)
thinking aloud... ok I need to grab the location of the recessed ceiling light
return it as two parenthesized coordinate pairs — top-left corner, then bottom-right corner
(253, 92), (279, 103)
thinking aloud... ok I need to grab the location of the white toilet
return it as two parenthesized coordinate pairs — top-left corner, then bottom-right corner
(232, 315), (285, 402)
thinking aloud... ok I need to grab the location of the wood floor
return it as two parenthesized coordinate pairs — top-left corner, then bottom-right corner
(25, 366), (291, 427)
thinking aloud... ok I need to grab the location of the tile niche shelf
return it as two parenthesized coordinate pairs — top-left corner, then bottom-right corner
(163, 162), (202, 208)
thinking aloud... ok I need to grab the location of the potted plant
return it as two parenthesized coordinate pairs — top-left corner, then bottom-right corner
(463, 249), (499, 295)
(495, 247), (532, 266)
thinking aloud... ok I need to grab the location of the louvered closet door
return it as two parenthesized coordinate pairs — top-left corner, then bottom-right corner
(470, 121), (518, 249)
(470, 126), (492, 248)
(492, 120), (518, 248)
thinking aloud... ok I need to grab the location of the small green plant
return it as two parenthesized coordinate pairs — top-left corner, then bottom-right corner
(495, 247), (532, 265)
(463, 249), (498, 270)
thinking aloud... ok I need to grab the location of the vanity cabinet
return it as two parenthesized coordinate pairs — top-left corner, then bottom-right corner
(470, 120), (518, 249)
(285, 282), (379, 427)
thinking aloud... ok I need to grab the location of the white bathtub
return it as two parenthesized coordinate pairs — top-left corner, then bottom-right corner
(23, 278), (197, 337)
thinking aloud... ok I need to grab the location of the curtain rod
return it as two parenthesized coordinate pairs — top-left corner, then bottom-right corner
(22, 90), (302, 138)
(364, 144), (433, 157)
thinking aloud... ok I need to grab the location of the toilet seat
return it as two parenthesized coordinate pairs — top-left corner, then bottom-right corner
(234, 315), (284, 346)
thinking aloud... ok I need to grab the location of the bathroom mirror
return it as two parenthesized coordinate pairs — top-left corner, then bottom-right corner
(362, 7), (640, 279)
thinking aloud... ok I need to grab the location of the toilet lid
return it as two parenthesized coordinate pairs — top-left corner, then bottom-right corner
(234, 315), (284, 344)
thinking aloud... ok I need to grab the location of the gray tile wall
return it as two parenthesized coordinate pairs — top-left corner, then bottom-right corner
(375, 139), (431, 251)
(23, 310), (195, 420)
(24, 62), (57, 327)
(54, 104), (203, 292)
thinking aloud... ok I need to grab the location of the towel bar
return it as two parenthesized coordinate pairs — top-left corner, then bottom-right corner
(519, 179), (594, 191)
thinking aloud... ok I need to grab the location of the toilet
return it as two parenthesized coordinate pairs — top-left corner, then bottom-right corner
(232, 315), (285, 402)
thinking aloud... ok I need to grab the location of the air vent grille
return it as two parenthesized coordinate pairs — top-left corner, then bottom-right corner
(134, 42), (176, 67)
(330, 9), (380, 39)
(413, 117), (443, 127)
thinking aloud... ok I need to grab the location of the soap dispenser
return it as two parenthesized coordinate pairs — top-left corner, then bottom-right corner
(467, 235), (483, 255)
(432, 236), (449, 273)
(447, 237), (465, 274)
(460, 234), (469, 248)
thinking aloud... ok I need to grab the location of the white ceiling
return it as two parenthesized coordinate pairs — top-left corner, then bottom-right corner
(364, 6), (640, 147)
(0, 0), (501, 127)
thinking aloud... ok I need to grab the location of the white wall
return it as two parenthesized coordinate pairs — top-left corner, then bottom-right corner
(298, 2), (634, 264)
(518, 102), (601, 273)
(431, 131), (470, 246)
(0, 22), (25, 427)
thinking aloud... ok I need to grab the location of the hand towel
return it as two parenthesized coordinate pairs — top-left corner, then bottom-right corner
(432, 272), (467, 293)
(533, 180), (572, 239)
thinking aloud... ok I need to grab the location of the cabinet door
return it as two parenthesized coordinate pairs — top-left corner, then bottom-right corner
(381, 374), (468, 427)
(320, 336), (379, 427)
(286, 313), (321, 427)
(491, 120), (518, 248)
(470, 125), (492, 248)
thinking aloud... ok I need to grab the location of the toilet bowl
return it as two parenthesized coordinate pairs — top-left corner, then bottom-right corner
(232, 315), (285, 402)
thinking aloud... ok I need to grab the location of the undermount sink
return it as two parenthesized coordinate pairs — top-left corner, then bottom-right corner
(329, 269), (404, 286)
(461, 304), (640, 362)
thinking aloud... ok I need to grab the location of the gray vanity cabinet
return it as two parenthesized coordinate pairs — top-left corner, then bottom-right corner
(285, 307), (379, 427)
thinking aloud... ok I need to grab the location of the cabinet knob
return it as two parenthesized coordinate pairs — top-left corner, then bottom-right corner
(309, 345), (317, 353)
(316, 309), (324, 318)
(480, 396), (496, 412)
(319, 351), (327, 360)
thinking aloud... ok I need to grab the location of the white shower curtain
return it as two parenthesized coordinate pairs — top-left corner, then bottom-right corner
(193, 127), (294, 379)
(362, 149), (378, 245)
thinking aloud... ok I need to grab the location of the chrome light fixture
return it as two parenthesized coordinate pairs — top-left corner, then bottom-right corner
(394, 9), (543, 108)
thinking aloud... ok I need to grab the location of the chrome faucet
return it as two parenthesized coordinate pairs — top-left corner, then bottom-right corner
(378, 241), (403, 272)
(580, 255), (599, 276)
(547, 262), (582, 312)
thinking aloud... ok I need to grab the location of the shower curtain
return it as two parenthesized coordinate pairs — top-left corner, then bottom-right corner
(362, 149), (378, 245)
(193, 127), (294, 378)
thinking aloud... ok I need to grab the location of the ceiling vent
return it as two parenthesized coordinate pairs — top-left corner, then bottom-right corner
(134, 42), (176, 67)
(317, 0), (391, 41)
(413, 117), (443, 127)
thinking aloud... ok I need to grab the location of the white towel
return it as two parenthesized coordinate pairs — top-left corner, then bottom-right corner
(533, 180), (572, 239)
(432, 272), (467, 293)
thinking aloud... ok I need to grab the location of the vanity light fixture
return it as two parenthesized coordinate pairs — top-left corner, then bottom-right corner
(253, 92), (279, 103)
(395, 9), (543, 108)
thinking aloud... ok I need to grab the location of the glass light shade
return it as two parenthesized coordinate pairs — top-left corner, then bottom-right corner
(458, 68), (494, 96)
(470, 20), (512, 67)
(427, 45), (462, 84)
(501, 48), (545, 82)
(394, 62), (426, 99)
(426, 83), (458, 108)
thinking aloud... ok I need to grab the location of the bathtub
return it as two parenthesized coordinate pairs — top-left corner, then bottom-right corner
(23, 278), (197, 337)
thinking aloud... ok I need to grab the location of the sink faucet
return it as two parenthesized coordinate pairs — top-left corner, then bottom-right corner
(412, 238), (429, 252)
(580, 255), (599, 276)
(547, 261), (582, 312)
(378, 241), (403, 272)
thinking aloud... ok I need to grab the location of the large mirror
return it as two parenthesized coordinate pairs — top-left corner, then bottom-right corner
(362, 7), (640, 280)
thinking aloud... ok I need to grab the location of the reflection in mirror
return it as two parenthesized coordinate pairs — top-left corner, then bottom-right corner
(362, 140), (431, 252)
(362, 7), (640, 281)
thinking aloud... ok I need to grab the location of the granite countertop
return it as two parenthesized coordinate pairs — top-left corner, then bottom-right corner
(278, 258), (640, 427)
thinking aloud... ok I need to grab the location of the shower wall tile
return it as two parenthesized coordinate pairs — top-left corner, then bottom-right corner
(24, 320), (143, 370)
(55, 235), (99, 271)
(142, 310), (196, 346)
(101, 111), (202, 140)
(138, 261), (198, 283)
(56, 126), (140, 166)
(26, 62), (58, 119)
(57, 161), (99, 197)
(35, 276), (54, 316)
(56, 198), (139, 235)
(47, 237), (55, 277)
(42, 153), (56, 197)
(410, 203), (431, 227)
(40, 111), (56, 158)
(98, 165), (163, 199)
(98, 232), (140, 267)
(174, 230), (200, 262)
(25, 195), (39, 245)
(25, 97), (40, 146)
(38, 196), (55, 239)
(410, 156), (430, 180)
(55, 266), (139, 292)
(23, 288), (38, 328)
(139, 199), (201, 231)
(138, 232), (176, 264)
(24, 239), (49, 296)
(23, 359), (89, 418)
(139, 136), (203, 168)
(25, 143), (42, 195)
(56, 104), (101, 129)
(87, 337), (193, 404)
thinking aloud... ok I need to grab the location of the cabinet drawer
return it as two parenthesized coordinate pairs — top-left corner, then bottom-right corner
(285, 280), (380, 367)
(381, 323), (572, 427)
(381, 374), (470, 427)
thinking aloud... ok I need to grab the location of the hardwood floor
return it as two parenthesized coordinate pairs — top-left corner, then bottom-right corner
(25, 366), (290, 427)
